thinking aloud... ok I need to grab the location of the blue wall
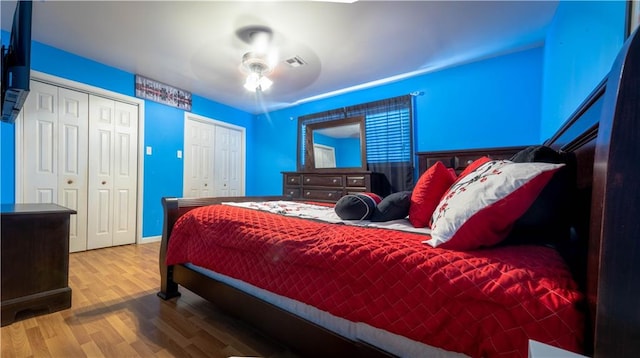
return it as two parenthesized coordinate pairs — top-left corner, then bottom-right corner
(251, 46), (544, 195)
(540, 1), (626, 140)
(1, 121), (15, 204)
(1, 31), (15, 204)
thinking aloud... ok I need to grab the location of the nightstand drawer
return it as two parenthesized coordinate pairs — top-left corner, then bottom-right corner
(303, 175), (343, 187)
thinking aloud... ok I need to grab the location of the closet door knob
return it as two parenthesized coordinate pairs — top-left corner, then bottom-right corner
(102, 181), (107, 185)
(67, 180), (73, 184)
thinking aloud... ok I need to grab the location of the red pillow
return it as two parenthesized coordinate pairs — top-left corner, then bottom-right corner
(409, 161), (456, 228)
(425, 160), (564, 250)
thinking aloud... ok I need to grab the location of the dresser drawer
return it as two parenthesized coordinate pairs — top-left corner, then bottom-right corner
(302, 175), (343, 187)
(284, 188), (301, 198)
(345, 176), (366, 187)
(285, 174), (301, 185)
(283, 171), (388, 203)
(303, 189), (343, 201)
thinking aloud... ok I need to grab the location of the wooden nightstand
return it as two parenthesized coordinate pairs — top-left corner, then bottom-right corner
(1, 203), (76, 326)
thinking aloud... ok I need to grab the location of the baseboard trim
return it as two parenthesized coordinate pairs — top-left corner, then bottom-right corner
(140, 235), (161, 244)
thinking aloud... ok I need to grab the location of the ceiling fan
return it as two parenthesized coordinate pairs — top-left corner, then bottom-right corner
(238, 26), (278, 92)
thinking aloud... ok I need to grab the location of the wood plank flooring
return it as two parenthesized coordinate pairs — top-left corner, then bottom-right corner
(1, 242), (298, 358)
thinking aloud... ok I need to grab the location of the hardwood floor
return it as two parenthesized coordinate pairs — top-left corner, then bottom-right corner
(1, 242), (298, 358)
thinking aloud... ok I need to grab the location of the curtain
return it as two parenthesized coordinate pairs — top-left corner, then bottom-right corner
(299, 95), (414, 192)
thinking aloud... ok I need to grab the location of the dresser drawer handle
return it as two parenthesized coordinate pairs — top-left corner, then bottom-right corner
(290, 178), (295, 182)
(466, 159), (474, 165)
(306, 178), (311, 183)
(332, 179), (337, 183)
(306, 191), (311, 196)
(328, 193), (333, 197)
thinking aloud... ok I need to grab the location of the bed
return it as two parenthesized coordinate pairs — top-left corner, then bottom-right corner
(158, 28), (640, 358)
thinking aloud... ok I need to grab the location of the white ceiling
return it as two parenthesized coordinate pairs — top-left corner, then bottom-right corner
(1, 1), (559, 114)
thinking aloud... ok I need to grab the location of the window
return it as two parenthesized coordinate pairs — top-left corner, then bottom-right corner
(298, 95), (414, 192)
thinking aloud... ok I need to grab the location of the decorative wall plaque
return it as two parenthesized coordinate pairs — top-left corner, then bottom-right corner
(135, 75), (192, 111)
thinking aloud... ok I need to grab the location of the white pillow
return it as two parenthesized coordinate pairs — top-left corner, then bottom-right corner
(424, 160), (564, 250)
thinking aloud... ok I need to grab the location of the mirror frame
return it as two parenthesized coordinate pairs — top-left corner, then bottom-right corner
(299, 116), (367, 172)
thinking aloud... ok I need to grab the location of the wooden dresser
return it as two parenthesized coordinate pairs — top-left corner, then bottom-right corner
(282, 171), (390, 202)
(1, 203), (76, 326)
(416, 146), (528, 175)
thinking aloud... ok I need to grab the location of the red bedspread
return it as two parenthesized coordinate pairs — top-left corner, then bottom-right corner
(166, 204), (584, 358)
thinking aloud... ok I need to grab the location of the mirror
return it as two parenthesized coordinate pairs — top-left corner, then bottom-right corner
(302, 116), (367, 171)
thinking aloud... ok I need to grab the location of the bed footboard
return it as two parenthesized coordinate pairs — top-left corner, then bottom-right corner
(157, 197), (181, 300)
(157, 196), (284, 300)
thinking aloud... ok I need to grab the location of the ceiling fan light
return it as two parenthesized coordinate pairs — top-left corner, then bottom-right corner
(244, 73), (260, 91)
(240, 27), (276, 92)
(244, 73), (272, 92)
(258, 75), (273, 91)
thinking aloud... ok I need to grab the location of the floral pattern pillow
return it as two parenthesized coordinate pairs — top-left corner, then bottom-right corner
(424, 160), (564, 250)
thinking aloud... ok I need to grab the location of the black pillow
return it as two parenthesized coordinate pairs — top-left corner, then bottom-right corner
(334, 193), (379, 220)
(502, 145), (575, 246)
(370, 191), (412, 222)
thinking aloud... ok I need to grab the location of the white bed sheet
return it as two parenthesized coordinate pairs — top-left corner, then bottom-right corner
(184, 263), (468, 358)
(222, 200), (433, 235)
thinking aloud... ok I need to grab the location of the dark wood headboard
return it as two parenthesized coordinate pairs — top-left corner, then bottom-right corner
(588, 28), (640, 357)
(547, 28), (640, 357)
(416, 146), (528, 175)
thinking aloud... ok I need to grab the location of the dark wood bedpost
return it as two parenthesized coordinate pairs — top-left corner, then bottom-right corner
(590, 28), (640, 357)
(157, 197), (181, 300)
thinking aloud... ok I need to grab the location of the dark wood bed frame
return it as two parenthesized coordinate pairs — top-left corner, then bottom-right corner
(158, 29), (640, 357)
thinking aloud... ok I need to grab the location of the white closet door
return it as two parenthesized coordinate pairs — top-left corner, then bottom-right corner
(112, 101), (138, 246)
(23, 81), (59, 204)
(215, 126), (243, 197)
(183, 115), (244, 199)
(88, 95), (115, 249)
(87, 95), (138, 249)
(183, 118), (215, 197)
(22, 81), (89, 252)
(228, 126), (243, 196)
(57, 87), (89, 252)
(214, 126), (231, 197)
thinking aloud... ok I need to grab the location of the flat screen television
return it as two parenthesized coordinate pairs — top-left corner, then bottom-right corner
(1, 1), (33, 124)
